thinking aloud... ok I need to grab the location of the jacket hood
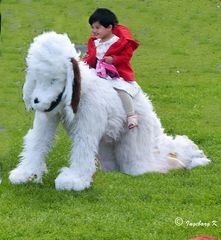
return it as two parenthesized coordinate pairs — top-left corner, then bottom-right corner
(112, 24), (139, 50)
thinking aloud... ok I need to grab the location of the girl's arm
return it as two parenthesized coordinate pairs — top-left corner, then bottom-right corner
(111, 42), (134, 66)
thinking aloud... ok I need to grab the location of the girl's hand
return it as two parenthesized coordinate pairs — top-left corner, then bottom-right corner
(103, 56), (114, 64)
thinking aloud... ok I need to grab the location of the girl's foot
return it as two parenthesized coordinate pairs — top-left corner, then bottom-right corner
(128, 114), (138, 129)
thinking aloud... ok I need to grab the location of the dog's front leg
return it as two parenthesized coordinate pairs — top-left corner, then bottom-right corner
(55, 134), (98, 191)
(55, 114), (105, 191)
(9, 111), (59, 184)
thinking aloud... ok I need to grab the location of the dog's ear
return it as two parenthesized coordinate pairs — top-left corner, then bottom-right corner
(23, 71), (36, 111)
(70, 58), (81, 113)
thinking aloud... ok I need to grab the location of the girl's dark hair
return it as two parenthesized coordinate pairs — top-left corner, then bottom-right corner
(89, 8), (118, 28)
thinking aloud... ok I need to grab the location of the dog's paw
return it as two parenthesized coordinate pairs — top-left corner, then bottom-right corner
(9, 165), (46, 184)
(55, 167), (92, 191)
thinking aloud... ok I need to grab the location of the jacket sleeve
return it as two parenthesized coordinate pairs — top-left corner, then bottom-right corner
(82, 38), (97, 68)
(111, 42), (134, 66)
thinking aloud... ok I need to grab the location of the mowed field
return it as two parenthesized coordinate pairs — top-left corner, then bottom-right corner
(0, 0), (221, 239)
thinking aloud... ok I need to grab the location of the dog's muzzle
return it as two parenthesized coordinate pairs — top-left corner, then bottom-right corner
(44, 88), (65, 112)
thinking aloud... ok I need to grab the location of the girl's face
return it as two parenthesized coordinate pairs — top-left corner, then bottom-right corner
(91, 21), (113, 41)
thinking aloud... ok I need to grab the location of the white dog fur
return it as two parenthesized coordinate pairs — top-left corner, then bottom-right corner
(9, 32), (211, 191)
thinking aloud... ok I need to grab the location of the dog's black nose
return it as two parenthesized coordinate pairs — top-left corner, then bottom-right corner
(34, 98), (39, 104)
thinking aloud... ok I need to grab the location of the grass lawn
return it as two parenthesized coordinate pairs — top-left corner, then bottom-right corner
(0, 0), (221, 239)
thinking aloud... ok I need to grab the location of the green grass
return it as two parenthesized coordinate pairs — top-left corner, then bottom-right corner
(0, 0), (221, 239)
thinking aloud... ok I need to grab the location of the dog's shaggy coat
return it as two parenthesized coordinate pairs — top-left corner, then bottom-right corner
(9, 32), (211, 191)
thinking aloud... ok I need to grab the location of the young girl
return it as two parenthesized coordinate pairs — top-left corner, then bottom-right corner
(83, 8), (140, 129)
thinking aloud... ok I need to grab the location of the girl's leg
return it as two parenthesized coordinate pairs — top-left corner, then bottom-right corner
(117, 90), (138, 129)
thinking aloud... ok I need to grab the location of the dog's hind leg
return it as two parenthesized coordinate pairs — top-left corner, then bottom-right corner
(115, 123), (156, 176)
(98, 141), (120, 172)
(9, 111), (59, 184)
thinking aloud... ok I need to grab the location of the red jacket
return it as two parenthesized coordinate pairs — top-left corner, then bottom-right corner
(83, 25), (139, 81)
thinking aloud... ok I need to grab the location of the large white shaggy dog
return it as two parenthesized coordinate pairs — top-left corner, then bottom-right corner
(9, 32), (211, 191)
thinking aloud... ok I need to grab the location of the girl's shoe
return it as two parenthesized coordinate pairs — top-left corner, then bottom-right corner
(128, 114), (138, 129)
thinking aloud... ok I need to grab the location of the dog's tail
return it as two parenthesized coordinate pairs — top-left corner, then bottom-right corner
(153, 134), (211, 172)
